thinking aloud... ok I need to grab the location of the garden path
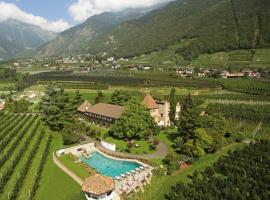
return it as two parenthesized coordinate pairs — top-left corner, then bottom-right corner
(53, 153), (84, 185)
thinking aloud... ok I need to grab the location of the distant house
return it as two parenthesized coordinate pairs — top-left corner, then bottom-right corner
(78, 101), (125, 125)
(221, 72), (245, 79)
(143, 94), (180, 127)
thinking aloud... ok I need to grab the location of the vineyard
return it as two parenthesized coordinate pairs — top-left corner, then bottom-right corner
(206, 104), (270, 123)
(0, 113), (51, 200)
(221, 79), (270, 96)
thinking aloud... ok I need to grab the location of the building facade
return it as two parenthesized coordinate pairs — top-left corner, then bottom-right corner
(143, 94), (180, 127)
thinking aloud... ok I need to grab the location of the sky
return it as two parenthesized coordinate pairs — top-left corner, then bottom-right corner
(0, 0), (172, 32)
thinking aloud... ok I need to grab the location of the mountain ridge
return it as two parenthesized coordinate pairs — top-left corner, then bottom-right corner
(0, 19), (56, 60)
(36, 4), (167, 57)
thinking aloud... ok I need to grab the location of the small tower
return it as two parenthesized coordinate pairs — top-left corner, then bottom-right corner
(175, 102), (181, 121)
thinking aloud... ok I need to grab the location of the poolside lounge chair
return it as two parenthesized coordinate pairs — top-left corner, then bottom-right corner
(121, 174), (126, 178)
(139, 166), (144, 170)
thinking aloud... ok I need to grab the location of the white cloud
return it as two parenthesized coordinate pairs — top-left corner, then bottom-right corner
(0, 2), (70, 32)
(69, 0), (173, 22)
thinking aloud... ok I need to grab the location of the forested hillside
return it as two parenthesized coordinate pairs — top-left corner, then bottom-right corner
(86, 0), (270, 59)
(37, 6), (165, 57)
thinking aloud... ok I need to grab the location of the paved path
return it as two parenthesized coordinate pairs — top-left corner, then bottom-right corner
(53, 153), (84, 186)
(96, 141), (168, 160)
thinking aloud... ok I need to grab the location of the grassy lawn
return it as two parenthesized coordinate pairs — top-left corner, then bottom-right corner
(58, 154), (91, 180)
(104, 136), (156, 155)
(131, 142), (247, 200)
(36, 131), (85, 200)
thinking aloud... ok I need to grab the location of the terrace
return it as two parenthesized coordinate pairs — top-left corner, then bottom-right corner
(55, 142), (153, 199)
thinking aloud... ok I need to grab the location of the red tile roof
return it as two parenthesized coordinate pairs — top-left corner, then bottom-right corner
(82, 174), (115, 195)
(78, 101), (92, 112)
(143, 94), (158, 110)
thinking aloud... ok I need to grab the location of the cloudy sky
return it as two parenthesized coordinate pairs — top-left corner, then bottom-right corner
(0, 0), (172, 32)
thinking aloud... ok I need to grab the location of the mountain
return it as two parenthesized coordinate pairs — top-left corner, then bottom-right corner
(84, 0), (270, 59)
(0, 19), (56, 60)
(37, 5), (166, 57)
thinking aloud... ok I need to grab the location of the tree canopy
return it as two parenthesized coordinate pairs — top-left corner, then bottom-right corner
(110, 99), (158, 140)
(166, 140), (270, 200)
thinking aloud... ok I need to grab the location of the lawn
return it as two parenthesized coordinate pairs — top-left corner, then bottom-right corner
(35, 131), (85, 200)
(58, 154), (92, 180)
(103, 136), (156, 155)
(130, 142), (246, 200)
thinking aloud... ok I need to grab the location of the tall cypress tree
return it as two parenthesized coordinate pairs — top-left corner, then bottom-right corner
(169, 88), (177, 124)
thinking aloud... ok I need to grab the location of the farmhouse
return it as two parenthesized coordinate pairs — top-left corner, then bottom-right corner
(78, 101), (125, 125)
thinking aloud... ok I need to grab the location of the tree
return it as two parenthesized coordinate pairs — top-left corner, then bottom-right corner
(163, 153), (180, 174)
(110, 99), (158, 140)
(72, 90), (83, 107)
(110, 90), (130, 106)
(5, 98), (31, 113)
(182, 93), (194, 112)
(95, 90), (105, 104)
(169, 88), (177, 124)
(62, 124), (81, 145)
(39, 84), (74, 131)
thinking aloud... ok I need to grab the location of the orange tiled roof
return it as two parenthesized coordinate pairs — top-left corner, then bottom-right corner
(82, 174), (115, 195)
(143, 94), (158, 110)
(78, 100), (92, 112)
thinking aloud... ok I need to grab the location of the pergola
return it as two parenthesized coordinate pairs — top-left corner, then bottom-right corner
(82, 174), (115, 200)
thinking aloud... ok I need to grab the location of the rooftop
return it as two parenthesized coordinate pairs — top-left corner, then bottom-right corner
(82, 174), (115, 196)
(86, 103), (125, 119)
(143, 94), (159, 110)
(78, 100), (92, 112)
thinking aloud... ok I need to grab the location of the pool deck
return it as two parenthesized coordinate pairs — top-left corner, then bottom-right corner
(54, 143), (154, 198)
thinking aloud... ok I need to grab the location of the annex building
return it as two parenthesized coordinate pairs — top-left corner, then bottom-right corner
(78, 101), (125, 125)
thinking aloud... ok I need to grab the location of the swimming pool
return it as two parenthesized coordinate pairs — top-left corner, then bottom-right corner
(82, 151), (141, 178)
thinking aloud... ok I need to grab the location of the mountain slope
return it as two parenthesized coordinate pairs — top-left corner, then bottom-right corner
(0, 19), (56, 60)
(37, 6), (165, 57)
(85, 0), (270, 59)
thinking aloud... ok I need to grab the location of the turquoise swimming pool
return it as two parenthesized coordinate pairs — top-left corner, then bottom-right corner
(82, 151), (141, 178)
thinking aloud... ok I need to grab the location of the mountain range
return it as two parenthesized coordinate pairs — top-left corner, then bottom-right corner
(37, 0), (270, 60)
(0, 19), (56, 60)
(2, 0), (270, 61)
(36, 4), (167, 58)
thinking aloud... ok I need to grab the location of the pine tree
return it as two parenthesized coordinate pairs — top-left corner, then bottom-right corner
(95, 90), (104, 104)
(182, 93), (194, 112)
